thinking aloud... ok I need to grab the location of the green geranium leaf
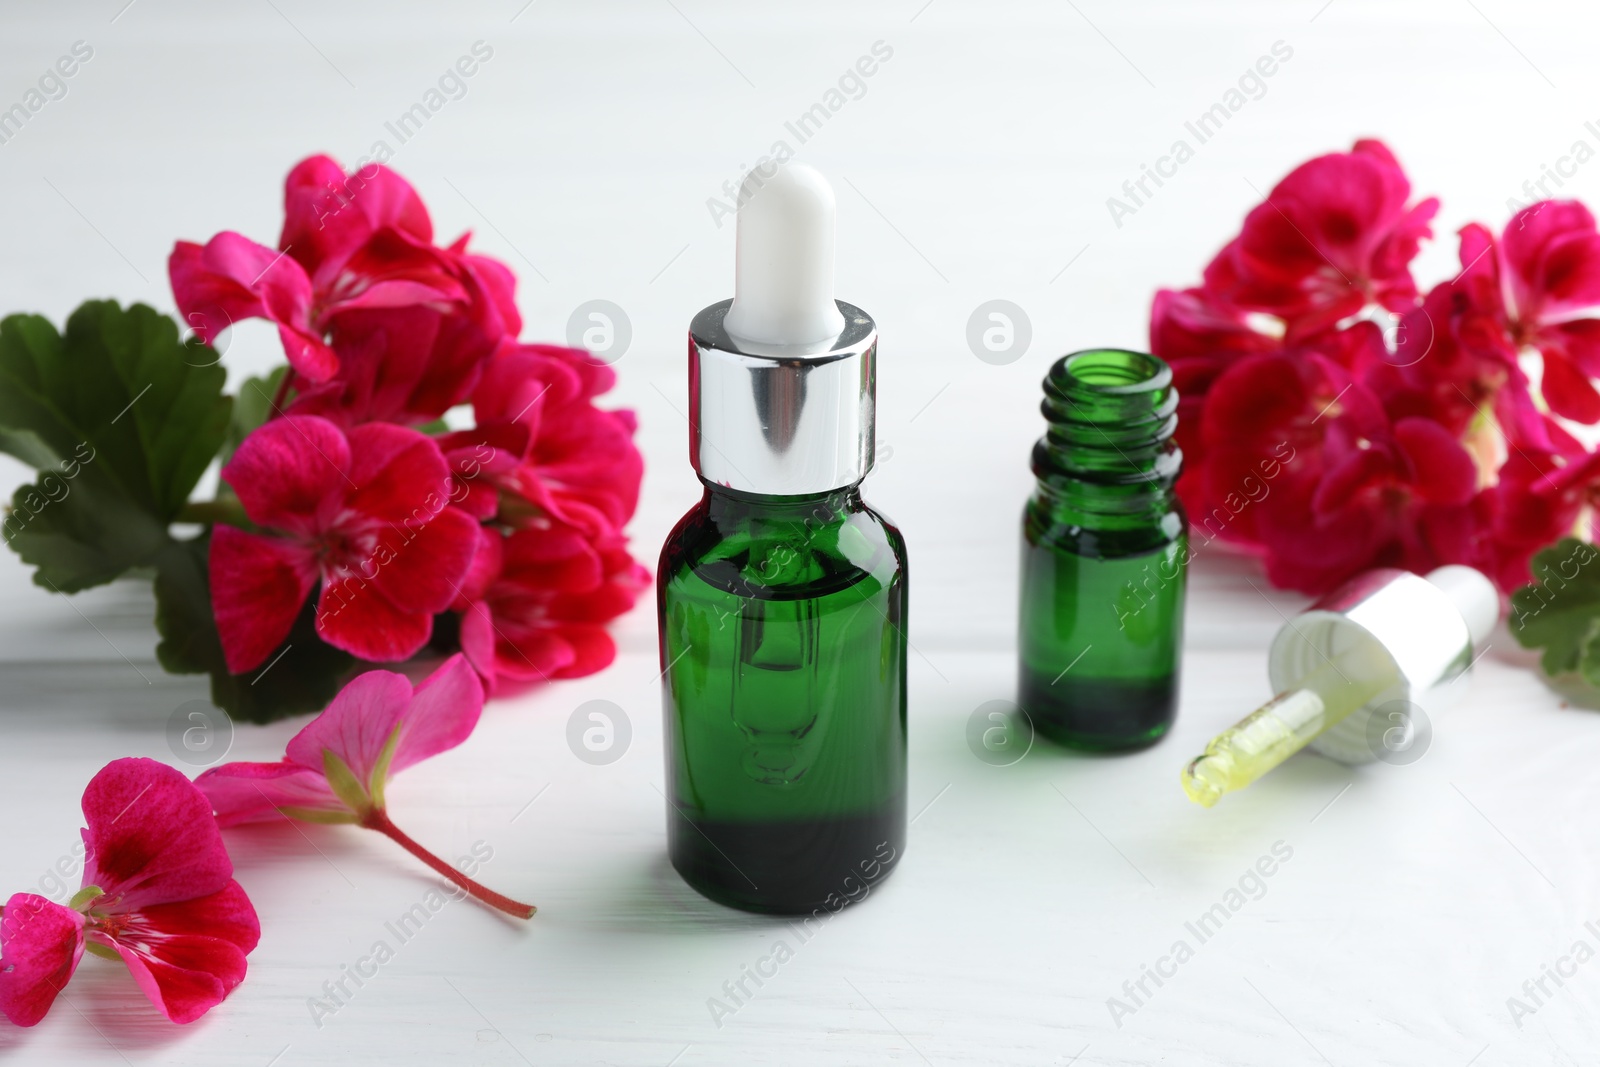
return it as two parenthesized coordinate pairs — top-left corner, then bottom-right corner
(5, 473), (170, 592)
(0, 426), (60, 470)
(222, 367), (287, 467)
(153, 536), (353, 723)
(1509, 538), (1600, 680)
(0, 301), (231, 590)
(0, 301), (231, 517)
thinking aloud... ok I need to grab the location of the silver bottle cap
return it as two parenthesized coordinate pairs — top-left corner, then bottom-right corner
(1267, 566), (1497, 765)
(688, 298), (877, 495)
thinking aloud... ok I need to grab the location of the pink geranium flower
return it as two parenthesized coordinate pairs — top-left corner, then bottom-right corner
(196, 656), (533, 918)
(169, 231), (343, 382)
(1204, 139), (1439, 338)
(170, 223), (465, 386)
(1362, 277), (1536, 447)
(278, 154), (434, 276)
(0, 759), (259, 1026)
(209, 415), (480, 673)
(455, 524), (649, 692)
(435, 421), (533, 521)
(1447, 201), (1600, 423)
(1195, 330), (1477, 593)
(468, 342), (643, 538)
(170, 155), (519, 416)
(1144, 140), (1600, 594)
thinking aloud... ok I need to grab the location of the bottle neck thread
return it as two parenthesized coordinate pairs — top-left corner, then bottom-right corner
(1033, 349), (1182, 520)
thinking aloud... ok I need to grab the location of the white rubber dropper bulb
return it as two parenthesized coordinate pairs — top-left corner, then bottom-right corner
(722, 163), (847, 347)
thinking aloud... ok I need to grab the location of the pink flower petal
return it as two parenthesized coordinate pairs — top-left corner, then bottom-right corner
(1199, 355), (1312, 447)
(80, 759), (234, 913)
(438, 422), (532, 477)
(365, 505), (481, 615)
(547, 625), (617, 679)
(1501, 200), (1600, 317)
(458, 600), (498, 692)
(105, 931), (245, 1025)
(519, 406), (644, 532)
(173, 232), (307, 325)
(451, 479), (501, 521)
(317, 306), (443, 426)
(169, 232), (338, 382)
(1393, 418), (1478, 505)
(284, 669), (414, 784)
(500, 524), (602, 594)
(1256, 481), (1385, 594)
(343, 423), (451, 524)
(168, 241), (243, 348)
(454, 525), (504, 606)
(1537, 351), (1600, 423)
(1530, 228), (1600, 317)
(549, 564), (648, 624)
(492, 626), (575, 682)
(0, 893), (84, 1027)
(280, 156), (433, 277)
(276, 325), (340, 382)
(313, 229), (467, 313)
(208, 525), (318, 675)
(222, 416), (352, 534)
(1492, 368), (1555, 451)
(194, 761), (341, 826)
(472, 344), (585, 426)
(460, 250), (523, 340)
(1545, 318), (1600, 379)
(125, 881), (260, 958)
(390, 655), (484, 776)
(314, 577), (434, 663)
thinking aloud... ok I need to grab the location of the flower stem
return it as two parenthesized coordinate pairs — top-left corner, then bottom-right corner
(269, 369), (295, 414)
(361, 808), (536, 919)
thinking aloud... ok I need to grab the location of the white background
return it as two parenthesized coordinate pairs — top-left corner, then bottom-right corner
(2, 1), (1599, 1064)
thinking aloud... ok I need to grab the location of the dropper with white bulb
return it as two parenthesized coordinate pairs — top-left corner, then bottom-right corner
(686, 163), (877, 494)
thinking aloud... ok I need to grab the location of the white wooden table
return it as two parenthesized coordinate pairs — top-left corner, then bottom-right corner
(3, 1), (1598, 1062)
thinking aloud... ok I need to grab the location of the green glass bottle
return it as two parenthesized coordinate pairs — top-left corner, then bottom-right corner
(659, 481), (907, 913)
(1018, 348), (1187, 750)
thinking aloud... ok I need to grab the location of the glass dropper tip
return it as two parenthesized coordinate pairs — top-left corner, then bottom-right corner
(1181, 754), (1230, 808)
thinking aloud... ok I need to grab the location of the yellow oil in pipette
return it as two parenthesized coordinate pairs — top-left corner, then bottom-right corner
(1181, 641), (1397, 807)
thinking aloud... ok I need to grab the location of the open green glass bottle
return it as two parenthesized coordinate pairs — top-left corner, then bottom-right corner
(658, 164), (907, 914)
(1018, 349), (1187, 750)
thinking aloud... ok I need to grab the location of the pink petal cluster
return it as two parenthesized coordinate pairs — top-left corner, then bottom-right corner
(0, 759), (259, 1026)
(0, 657), (529, 1029)
(172, 157), (647, 683)
(446, 343), (646, 688)
(1152, 139), (1600, 594)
